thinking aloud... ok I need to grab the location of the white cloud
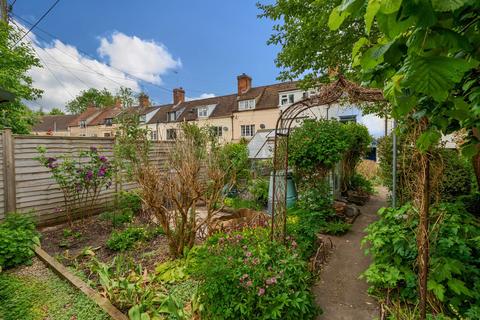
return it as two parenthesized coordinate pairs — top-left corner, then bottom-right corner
(98, 32), (181, 84)
(12, 22), (180, 111)
(186, 93), (216, 101)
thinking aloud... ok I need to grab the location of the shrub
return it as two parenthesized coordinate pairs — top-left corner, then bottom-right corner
(342, 122), (372, 191)
(362, 203), (480, 317)
(438, 149), (473, 202)
(289, 119), (349, 179)
(248, 178), (269, 207)
(350, 173), (375, 195)
(115, 190), (142, 214)
(188, 228), (318, 319)
(458, 192), (480, 218)
(219, 142), (250, 186)
(0, 213), (40, 270)
(224, 197), (262, 210)
(100, 209), (134, 228)
(106, 226), (162, 251)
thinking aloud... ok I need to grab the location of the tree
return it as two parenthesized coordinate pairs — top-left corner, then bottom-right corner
(48, 107), (64, 115)
(258, 0), (376, 87)
(0, 22), (43, 134)
(117, 87), (135, 108)
(330, 0), (479, 318)
(66, 88), (116, 114)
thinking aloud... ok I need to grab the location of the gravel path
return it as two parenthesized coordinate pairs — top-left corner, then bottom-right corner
(314, 187), (387, 320)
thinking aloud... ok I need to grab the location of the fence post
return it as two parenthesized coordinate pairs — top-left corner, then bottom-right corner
(2, 128), (16, 213)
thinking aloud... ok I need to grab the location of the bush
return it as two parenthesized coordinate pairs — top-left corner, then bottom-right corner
(362, 203), (480, 317)
(223, 197), (262, 211)
(458, 192), (480, 218)
(342, 122), (372, 191)
(248, 178), (269, 207)
(0, 213), (40, 269)
(289, 119), (349, 179)
(438, 149), (473, 202)
(350, 173), (375, 195)
(115, 190), (142, 214)
(100, 209), (134, 228)
(188, 228), (318, 319)
(106, 226), (162, 251)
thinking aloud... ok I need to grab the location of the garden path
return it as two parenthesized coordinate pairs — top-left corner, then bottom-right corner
(314, 187), (387, 320)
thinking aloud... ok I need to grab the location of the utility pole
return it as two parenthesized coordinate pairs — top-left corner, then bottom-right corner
(0, 0), (8, 23)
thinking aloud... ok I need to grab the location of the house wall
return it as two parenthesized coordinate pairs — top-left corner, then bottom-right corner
(232, 108), (281, 141)
(32, 130), (70, 137)
(69, 124), (119, 137)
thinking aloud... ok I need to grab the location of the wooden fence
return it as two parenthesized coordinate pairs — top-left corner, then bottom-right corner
(0, 129), (171, 226)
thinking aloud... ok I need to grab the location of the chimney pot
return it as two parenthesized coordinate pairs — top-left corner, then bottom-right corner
(173, 87), (185, 105)
(237, 73), (252, 95)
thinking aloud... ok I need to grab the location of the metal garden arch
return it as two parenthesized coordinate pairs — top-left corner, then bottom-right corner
(270, 75), (384, 241)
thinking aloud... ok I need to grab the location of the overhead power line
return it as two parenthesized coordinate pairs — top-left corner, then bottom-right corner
(13, 0), (60, 47)
(12, 12), (211, 95)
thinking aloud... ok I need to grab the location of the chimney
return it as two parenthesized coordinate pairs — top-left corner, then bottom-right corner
(173, 87), (185, 105)
(139, 94), (150, 107)
(237, 73), (252, 95)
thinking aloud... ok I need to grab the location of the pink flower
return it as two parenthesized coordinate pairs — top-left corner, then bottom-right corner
(266, 277), (277, 286)
(252, 258), (260, 265)
(246, 251), (252, 257)
(246, 280), (253, 287)
(291, 240), (298, 248)
(258, 287), (265, 296)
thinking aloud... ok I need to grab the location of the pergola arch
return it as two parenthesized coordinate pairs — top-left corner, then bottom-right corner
(270, 75), (384, 241)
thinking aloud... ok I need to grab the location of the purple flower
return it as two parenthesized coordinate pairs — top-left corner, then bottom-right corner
(90, 146), (98, 153)
(99, 156), (108, 162)
(258, 287), (265, 296)
(245, 280), (253, 287)
(252, 258), (260, 265)
(48, 162), (58, 169)
(245, 251), (252, 257)
(86, 170), (93, 180)
(47, 157), (57, 163)
(98, 167), (107, 177)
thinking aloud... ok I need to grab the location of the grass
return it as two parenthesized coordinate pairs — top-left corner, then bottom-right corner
(0, 269), (109, 320)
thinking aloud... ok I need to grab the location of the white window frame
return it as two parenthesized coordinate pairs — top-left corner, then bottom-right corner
(79, 120), (86, 128)
(167, 112), (176, 122)
(210, 126), (223, 137)
(240, 124), (255, 137)
(198, 106), (209, 118)
(238, 99), (255, 111)
(280, 93), (295, 106)
(150, 130), (158, 140)
(105, 118), (113, 126)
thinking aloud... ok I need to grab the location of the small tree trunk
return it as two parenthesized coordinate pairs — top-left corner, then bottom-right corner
(418, 153), (430, 320)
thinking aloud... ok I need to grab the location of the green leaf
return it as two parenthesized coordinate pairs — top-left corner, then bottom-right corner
(431, 0), (471, 12)
(416, 129), (441, 152)
(328, 5), (351, 30)
(403, 54), (479, 102)
(360, 41), (393, 70)
(365, 0), (381, 34)
(352, 37), (370, 65)
(376, 12), (415, 39)
(427, 280), (445, 301)
(379, 0), (402, 14)
(447, 278), (472, 297)
(461, 142), (479, 158)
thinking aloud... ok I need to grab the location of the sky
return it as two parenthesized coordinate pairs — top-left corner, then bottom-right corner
(11, 0), (386, 137)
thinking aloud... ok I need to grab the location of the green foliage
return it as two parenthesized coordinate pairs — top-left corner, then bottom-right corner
(342, 122), (372, 191)
(289, 119), (349, 178)
(248, 178), (269, 207)
(94, 256), (188, 319)
(116, 190), (142, 213)
(258, 0), (374, 85)
(0, 271), (109, 320)
(48, 107), (65, 115)
(350, 173), (375, 195)
(65, 87), (136, 114)
(100, 209), (134, 228)
(330, 0), (480, 158)
(219, 142), (250, 186)
(106, 226), (162, 251)
(0, 22), (43, 134)
(187, 228), (318, 319)
(458, 192), (480, 218)
(378, 135), (472, 204)
(0, 213), (39, 269)
(362, 203), (480, 317)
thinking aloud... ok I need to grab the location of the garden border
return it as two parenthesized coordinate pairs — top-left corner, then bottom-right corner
(34, 246), (128, 320)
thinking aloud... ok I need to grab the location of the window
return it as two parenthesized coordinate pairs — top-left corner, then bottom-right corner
(167, 112), (176, 122)
(238, 99), (255, 111)
(198, 106), (209, 118)
(210, 126), (223, 137)
(105, 118), (113, 126)
(240, 124), (255, 137)
(104, 132), (111, 137)
(150, 130), (158, 140)
(166, 129), (177, 140)
(339, 115), (357, 123)
(139, 115), (146, 123)
(79, 120), (86, 128)
(280, 93), (295, 105)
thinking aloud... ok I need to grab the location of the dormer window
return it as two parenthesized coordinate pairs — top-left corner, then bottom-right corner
(198, 106), (209, 118)
(167, 111), (176, 122)
(280, 93), (295, 106)
(238, 99), (255, 111)
(139, 115), (146, 123)
(80, 120), (86, 128)
(105, 118), (113, 126)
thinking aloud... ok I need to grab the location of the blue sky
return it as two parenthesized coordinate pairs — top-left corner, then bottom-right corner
(13, 0), (280, 107)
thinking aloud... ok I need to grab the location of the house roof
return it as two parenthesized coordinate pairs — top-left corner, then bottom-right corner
(33, 115), (78, 132)
(122, 105), (161, 117)
(147, 81), (299, 124)
(88, 106), (123, 125)
(68, 106), (102, 127)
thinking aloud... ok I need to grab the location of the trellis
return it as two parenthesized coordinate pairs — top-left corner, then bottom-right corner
(270, 75), (384, 241)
